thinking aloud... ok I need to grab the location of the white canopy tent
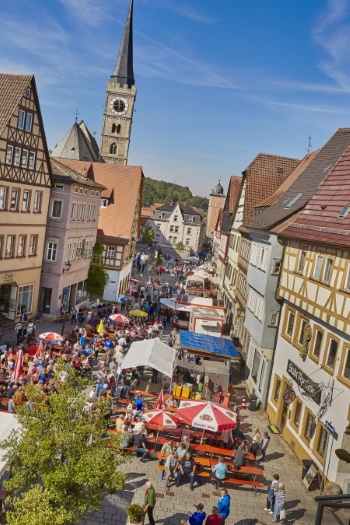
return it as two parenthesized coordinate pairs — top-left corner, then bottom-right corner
(0, 412), (21, 476)
(121, 338), (176, 378)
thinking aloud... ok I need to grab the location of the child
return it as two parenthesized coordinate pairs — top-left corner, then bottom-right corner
(189, 503), (206, 525)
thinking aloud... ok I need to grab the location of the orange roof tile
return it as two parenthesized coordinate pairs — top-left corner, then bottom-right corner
(56, 159), (143, 241)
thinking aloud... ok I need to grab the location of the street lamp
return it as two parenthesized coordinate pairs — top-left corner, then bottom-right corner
(63, 261), (71, 273)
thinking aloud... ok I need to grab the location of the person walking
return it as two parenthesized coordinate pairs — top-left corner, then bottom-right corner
(264, 473), (279, 514)
(260, 430), (270, 461)
(250, 427), (261, 460)
(273, 483), (286, 523)
(143, 481), (156, 525)
(217, 489), (230, 525)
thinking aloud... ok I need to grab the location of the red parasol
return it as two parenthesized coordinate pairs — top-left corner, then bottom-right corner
(155, 389), (164, 410)
(36, 339), (44, 358)
(39, 332), (65, 343)
(177, 400), (237, 432)
(12, 349), (24, 381)
(109, 314), (130, 325)
(142, 409), (180, 429)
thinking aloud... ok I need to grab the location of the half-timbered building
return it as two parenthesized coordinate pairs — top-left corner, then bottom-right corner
(0, 74), (52, 320)
(267, 138), (350, 491)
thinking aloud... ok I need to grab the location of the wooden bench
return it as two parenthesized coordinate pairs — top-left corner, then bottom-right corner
(156, 464), (210, 485)
(222, 478), (264, 488)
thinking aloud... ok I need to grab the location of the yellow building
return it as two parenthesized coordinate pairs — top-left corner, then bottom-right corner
(0, 74), (52, 320)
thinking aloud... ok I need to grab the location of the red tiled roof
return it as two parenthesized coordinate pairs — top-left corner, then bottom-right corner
(0, 74), (32, 134)
(242, 153), (300, 222)
(281, 145), (350, 246)
(56, 159), (143, 241)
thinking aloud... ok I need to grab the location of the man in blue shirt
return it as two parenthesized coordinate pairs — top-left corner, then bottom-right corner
(212, 456), (228, 490)
(217, 489), (231, 525)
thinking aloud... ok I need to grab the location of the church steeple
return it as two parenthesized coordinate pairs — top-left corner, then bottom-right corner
(100, 0), (137, 165)
(111, 0), (135, 87)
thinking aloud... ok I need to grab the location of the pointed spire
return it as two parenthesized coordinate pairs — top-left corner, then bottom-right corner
(111, 0), (135, 87)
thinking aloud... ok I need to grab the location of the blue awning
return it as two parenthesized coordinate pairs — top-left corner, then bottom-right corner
(179, 330), (240, 359)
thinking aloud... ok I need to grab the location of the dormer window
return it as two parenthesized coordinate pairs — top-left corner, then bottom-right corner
(174, 215), (178, 222)
(189, 216), (194, 223)
(338, 205), (350, 219)
(158, 213), (163, 219)
(100, 198), (108, 208)
(284, 193), (302, 209)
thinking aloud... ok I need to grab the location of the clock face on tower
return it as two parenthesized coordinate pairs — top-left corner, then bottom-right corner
(110, 96), (128, 115)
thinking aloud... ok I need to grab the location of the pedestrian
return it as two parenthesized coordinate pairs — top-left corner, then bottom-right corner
(217, 489), (230, 525)
(273, 483), (286, 523)
(250, 427), (260, 459)
(164, 449), (178, 487)
(189, 503), (206, 525)
(211, 456), (228, 489)
(205, 507), (223, 525)
(260, 430), (270, 461)
(70, 306), (77, 324)
(264, 473), (279, 515)
(143, 481), (156, 525)
(176, 451), (197, 490)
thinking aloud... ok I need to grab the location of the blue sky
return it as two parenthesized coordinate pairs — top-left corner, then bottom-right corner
(2, 0), (350, 197)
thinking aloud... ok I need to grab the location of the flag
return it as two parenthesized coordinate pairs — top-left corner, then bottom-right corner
(156, 388), (164, 410)
(36, 339), (44, 358)
(13, 349), (24, 381)
(97, 319), (105, 334)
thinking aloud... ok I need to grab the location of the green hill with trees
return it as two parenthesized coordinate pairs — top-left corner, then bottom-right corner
(142, 177), (209, 211)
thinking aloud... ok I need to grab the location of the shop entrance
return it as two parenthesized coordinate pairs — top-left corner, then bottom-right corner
(0, 283), (17, 320)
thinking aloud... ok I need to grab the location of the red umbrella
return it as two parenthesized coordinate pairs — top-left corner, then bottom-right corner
(36, 339), (44, 358)
(155, 389), (164, 410)
(129, 278), (141, 284)
(39, 332), (65, 343)
(109, 313), (130, 325)
(12, 349), (24, 381)
(177, 400), (237, 432)
(142, 409), (180, 428)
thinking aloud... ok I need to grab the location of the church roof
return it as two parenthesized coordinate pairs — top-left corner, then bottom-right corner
(51, 121), (100, 162)
(0, 74), (33, 134)
(111, 0), (135, 87)
(210, 180), (225, 196)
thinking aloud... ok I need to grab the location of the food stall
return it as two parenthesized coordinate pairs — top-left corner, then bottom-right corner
(189, 307), (225, 337)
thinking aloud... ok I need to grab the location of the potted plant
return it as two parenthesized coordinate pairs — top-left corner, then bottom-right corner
(126, 503), (144, 524)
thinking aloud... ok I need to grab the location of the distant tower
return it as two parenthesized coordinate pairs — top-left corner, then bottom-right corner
(206, 180), (225, 238)
(100, 0), (136, 165)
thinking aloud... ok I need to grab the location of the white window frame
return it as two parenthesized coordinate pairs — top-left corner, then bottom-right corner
(18, 110), (25, 130)
(314, 255), (324, 280)
(46, 240), (58, 262)
(5, 235), (15, 257)
(10, 189), (19, 211)
(6, 145), (13, 164)
(21, 149), (29, 168)
(24, 112), (33, 132)
(33, 192), (42, 213)
(0, 187), (7, 210)
(269, 310), (280, 326)
(101, 198), (108, 208)
(29, 235), (38, 256)
(14, 147), (21, 166)
(22, 190), (30, 212)
(17, 283), (34, 314)
(28, 151), (36, 170)
(323, 257), (333, 284)
(50, 199), (63, 220)
(17, 235), (26, 257)
(272, 259), (281, 275)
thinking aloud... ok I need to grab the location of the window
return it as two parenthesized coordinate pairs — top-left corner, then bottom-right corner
(174, 226), (179, 233)
(109, 143), (117, 155)
(277, 167), (283, 173)
(286, 310), (295, 337)
(26, 88), (31, 98)
(251, 348), (261, 384)
(298, 318), (307, 345)
(75, 280), (88, 304)
(92, 205), (97, 221)
(316, 427), (328, 457)
(156, 223), (161, 230)
(187, 228), (192, 234)
(258, 247), (268, 271)
(0, 187), (7, 210)
(33, 192), (42, 212)
(0, 236), (3, 258)
(326, 338), (338, 370)
(80, 204), (85, 221)
(46, 241), (58, 262)
(111, 123), (116, 133)
(18, 109), (25, 129)
(21, 149), (28, 167)
(293, 400), (302, 428)
(314, 255), (324, 280)
(174, 215), (178, 222)
(304, 412), (315, 441)
(6, 145), (13, 164)
(14, 147), (21, 166)
(345, 266), (350, 291)
(323, 258), (333, 284)
(341, 347), (350, 381)
(10, 190), (19, 211)
(71, 202), (76, 220)
(107, 246), (115, 258)
(170, 225), (174, 232)
(189, 216), (194, 223)
(50, 200), (62, 219)
(101, 198), (108, 207)
(54, 184), (64, 191)
(338, 205), (350, 218)
(272, 259), (281, 275)
(273, 378), (281, 403)
(285, 193), (302, 208)
(312, 329), (323, 359)
(17, 235), (26, 256)
(169, 236), (173, 243)
(74, 186), (78, 193)
(297, 250), (306, 273)
(17, 284), (34, 314)
(28, 151), (35, 170)
(29, 235), (38, 256)
(186, 238), (190, 246)
(269, 311), (279, 326)
(5, 236), (15, 257)
(21, 190), (30, 212)
(24, 113), (33, 132)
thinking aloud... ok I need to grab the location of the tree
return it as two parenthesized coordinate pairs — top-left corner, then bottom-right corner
(1, 364), (127, 525)
(142, 177), (209, 211)
(175, 241), (185, 251)
(86, 242), (109, 296)
(154, 247), (163, 266)
(143, 227), (155, 246)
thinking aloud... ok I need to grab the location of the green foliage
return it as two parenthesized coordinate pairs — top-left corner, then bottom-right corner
(143, 226), (155, 246)
(142, 177), (208, 211)
(154, 247), (163, 267)
(126, 504), (144, 523)
(175, 241), (185, 251)
(1, 363), (127, 525)
(87, 242), (109, 295)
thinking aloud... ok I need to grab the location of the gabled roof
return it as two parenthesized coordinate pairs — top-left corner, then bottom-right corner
(243, 128), (350, 232)
(242, 153), (300, 223)
(111, 0), (135, 87)
(0, 74), (32, 134)
(281, 144), (350, 247)
(51, 121), (100, 162)
(51, 159), (106, 189)
(221, 175), (241, 233)
(55, 159), (143, 242)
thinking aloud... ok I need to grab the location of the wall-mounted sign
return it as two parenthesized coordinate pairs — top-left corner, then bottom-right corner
(3, 273), (14, 283)
(283, 389), (296, 404)
(287, 360), (321, 405)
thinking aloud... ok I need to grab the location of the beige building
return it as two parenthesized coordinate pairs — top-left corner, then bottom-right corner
(0, 74), (52, 320)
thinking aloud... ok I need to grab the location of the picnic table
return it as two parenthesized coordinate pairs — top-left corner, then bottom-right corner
(157, 452), (211, 468)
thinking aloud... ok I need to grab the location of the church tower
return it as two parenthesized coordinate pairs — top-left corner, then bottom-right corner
(100, 0), (136, 165)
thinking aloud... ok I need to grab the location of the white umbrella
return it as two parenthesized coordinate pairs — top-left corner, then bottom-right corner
(39, 332), (65, 343)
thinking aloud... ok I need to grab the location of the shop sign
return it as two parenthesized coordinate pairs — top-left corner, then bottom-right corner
(287, 359), (321, 404)
(3, 273), (14, 283)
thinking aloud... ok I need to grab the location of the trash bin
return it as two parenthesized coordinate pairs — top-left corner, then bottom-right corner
(301, 459), (314, 480)
(249, 394), (259, 411)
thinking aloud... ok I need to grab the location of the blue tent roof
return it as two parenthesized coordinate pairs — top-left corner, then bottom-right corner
(179, 330), (240, 359)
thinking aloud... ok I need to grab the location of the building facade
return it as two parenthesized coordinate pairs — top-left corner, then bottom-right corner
(39, 159), (105, 316)
(100, 0), (136, 165)
(0, 74), (52, 320)
(149, 203), (206, 253)
(206, 181), (225, 238)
